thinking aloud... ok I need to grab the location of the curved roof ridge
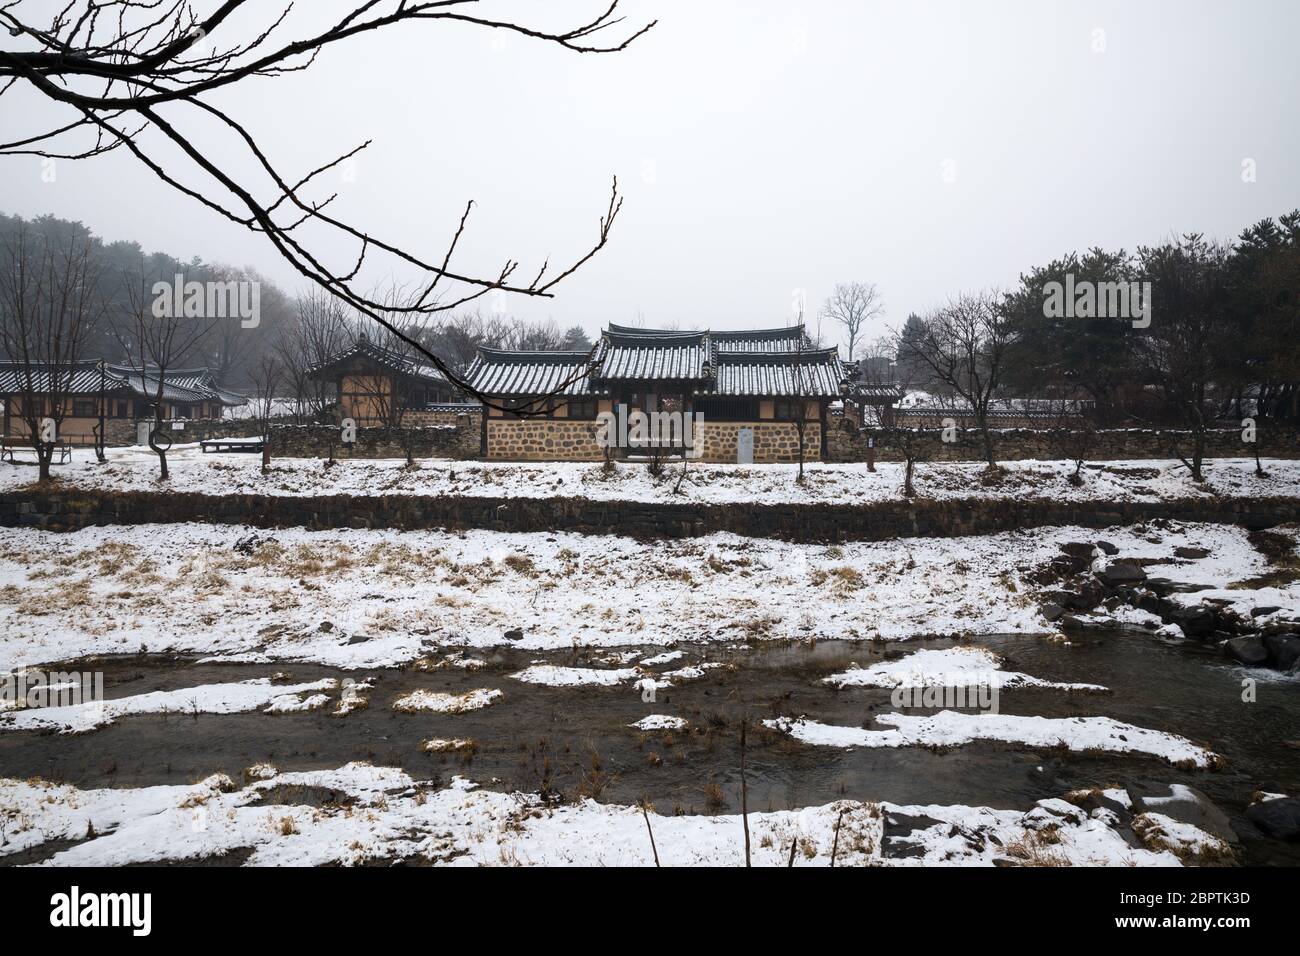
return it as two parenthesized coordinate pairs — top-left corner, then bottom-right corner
(475, 346), (596, 362)
(715, 345), (842, 362)
(712, 323), (806, 339)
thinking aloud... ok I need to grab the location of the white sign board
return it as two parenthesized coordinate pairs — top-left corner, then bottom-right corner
(737, 428), (754, 465)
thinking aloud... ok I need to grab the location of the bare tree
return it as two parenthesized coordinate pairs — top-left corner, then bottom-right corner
(857, 335), (896, 384)
(0, 2), (650, 414)
(116, 267), (218, 480)
(202, 265), (276, 389)
(1133, 235), (1235, 482)
(791, 339), (809, 484)
(362, 288), (428, 431)
(821, 282), (883, 362)
(893, 291), (1017, 470)
(861, 403), (927, 497)
(1042, 397), (1095, 485)
(0, 221), (103, 481)
(277, 290), (355, 423)
(250, 353), (281, 473)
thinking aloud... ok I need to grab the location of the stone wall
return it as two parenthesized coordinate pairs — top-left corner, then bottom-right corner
(108, 417), (482, 460)
(267, 423), (480, 460)
(4, 487), (1297, 543)
(696, 421), (821, 464)
(404, 407), (483, 429)
(486, 418), (605, 461)
(826, 415), (1300, 464)
(484, 418), (824, 463)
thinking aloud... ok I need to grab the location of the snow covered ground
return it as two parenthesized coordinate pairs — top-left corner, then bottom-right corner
(0, 677), (339, 734)
(0, 489), (1290, 866)
(3, 444), (1298, 505)
(0, 519), (1289, 673)
(0, 762), (1228, 866)
(822, 646), (1107, 691)
(764, 712), (1219, 768)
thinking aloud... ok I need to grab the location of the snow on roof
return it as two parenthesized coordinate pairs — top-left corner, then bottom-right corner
(468, 324), (849, 398)
(0, 361), (247, 406)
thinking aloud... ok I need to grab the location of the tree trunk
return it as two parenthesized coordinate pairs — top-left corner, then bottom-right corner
(795, 422), (805, 483)
(37, 442), (52, 483)
(1253, 418), (1267, 477)
(904, 457), (915, 497)
(149, 413), (169, 480)
(978, 415), (996, 469)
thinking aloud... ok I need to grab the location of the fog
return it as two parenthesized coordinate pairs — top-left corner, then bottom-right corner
(1, 0), (1297, 348)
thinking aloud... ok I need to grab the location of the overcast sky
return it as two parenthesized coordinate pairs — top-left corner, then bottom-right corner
(1, 0), (1297, 351)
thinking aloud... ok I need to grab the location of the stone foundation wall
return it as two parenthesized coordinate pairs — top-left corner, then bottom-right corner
(486, 418), (605, 461)
(826, 415), (1300, 463)
(484, 418), (824, 463)
(4, 488), (1297, 543)
(696, 421), (821, 464)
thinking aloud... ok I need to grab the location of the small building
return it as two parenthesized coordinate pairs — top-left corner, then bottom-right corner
(842, 382), (906, 427)
(307, 334), (460, 426)
(0, 361), (247, 445)
(465, 323), (850, 462)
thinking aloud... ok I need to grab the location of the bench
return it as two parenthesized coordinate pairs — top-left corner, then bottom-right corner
(0, 438), (72, 464)
(200, 437), (265, 454)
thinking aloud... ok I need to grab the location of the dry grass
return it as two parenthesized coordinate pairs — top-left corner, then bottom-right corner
(503, 553), (536, 575)
(999, 831), (1071, 867)
(1131, 813), (1238, 865)
(702, 781), (727, 812)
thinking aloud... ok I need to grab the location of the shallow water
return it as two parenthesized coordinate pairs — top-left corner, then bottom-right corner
(1, 626), (1297, 864)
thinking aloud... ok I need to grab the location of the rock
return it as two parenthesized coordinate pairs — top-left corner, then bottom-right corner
(1127, 783), (1237, 844)
(1022, 798), (1087, 829)
(1058, 583), (1105, 611)
(1060, 542), (1097, 559)
(504, 628), (524, 641)
(1246, 797), (1300, 841)
(1174, 546), (1211, 559)
(1170, 605), (1218, 638)
(1063, 787), (1133, 822)
(1095, 541), (1119, 556)
(1039, 602), (1067, 623)
(1133, 590), (1172, 616)
(1050, 555), (1090, 576)
(346, 634), (369, 645)
(1250, 606), (1283, 618)
(317, 621), (334, 633)
(1094, 561), (1147, 587)
(1263, 633), (1300, 671)
(1226, 635), (1269, 667)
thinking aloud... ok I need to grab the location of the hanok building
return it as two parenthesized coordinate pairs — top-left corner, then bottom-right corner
(842, 382), (907, 427)
(0, 361), (247, 445)
(465, 323), (850, 462)
(307, 334), (460, 426)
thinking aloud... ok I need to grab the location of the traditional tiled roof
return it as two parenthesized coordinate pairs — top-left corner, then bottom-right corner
(307, 335), (449, 387)
(712, 348), (845, 397)
(846, 382), (906, 402)
(603, 323), (812, 356)
(713, 325), (809, 353)
(594, 329), (710, 381)
(463, 348), (602, 398)
(467, 324), (849, 399)
(0, 362), (110, 395)
(0, 361), (247, 406)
